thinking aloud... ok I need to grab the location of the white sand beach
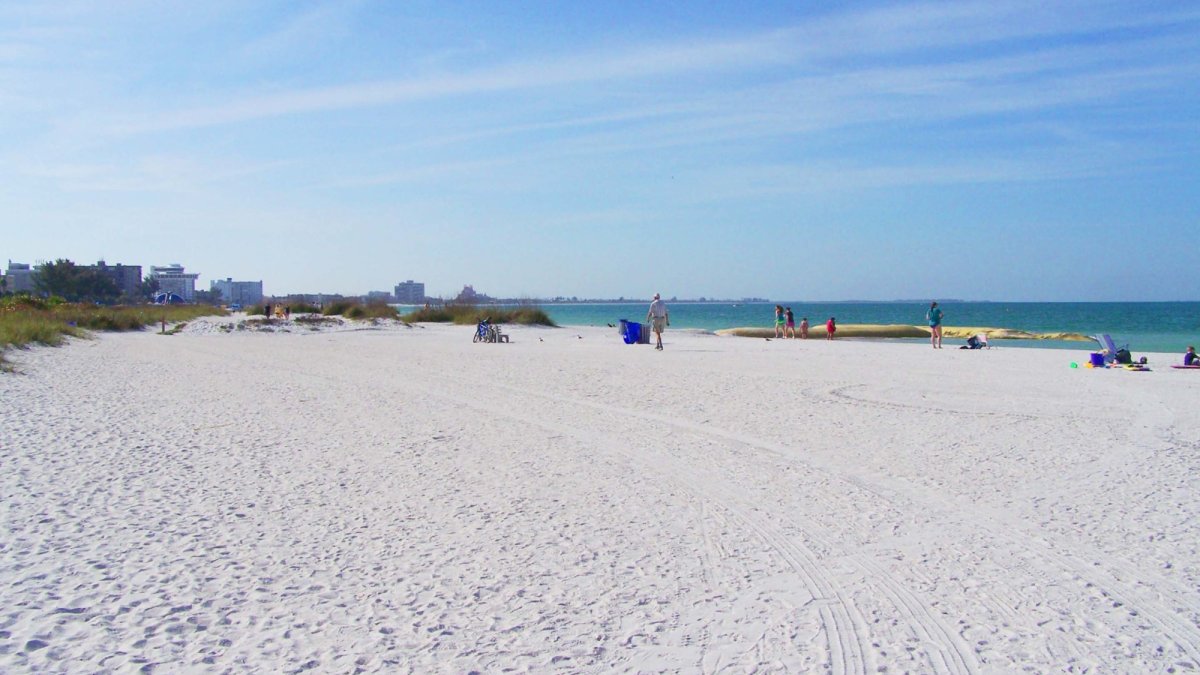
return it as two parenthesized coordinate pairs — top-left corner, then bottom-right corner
(2, 317), (1199, 673)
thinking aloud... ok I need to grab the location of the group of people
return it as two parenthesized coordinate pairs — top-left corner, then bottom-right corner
(772, 306), (810, 339)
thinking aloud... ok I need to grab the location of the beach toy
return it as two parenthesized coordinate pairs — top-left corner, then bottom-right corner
(1069, 362), (1078, 368)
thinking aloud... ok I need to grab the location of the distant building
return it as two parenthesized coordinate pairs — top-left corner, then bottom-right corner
(394, 280), (425, 304)
(211, 278), (263, 307)
(455, 284), (491, 304)
(88, 261), (142, 299)
(366, 290), (393, 302)
(4, 261), (35, 293)
(150, 264), (200, 302)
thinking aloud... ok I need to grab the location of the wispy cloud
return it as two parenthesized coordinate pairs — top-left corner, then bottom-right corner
(238, 1), (361, 61)
(20, 155), (293, 193)
(103, 32), (796, 135)
(8, 1), (1199, 200)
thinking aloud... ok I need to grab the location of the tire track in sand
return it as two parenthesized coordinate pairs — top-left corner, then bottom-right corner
(813, 383), (1200, 666)
(255, 351), (873, 675)
(377, 364), (973, 674)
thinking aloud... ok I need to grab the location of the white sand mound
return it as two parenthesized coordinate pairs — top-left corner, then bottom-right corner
(2, 324), (1198, 672)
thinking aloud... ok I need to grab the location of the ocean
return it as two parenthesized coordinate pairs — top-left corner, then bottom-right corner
(529, 301), (1199, 354)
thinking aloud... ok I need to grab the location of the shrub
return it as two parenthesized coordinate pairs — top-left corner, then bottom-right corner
(322, 301), (356, 316)
(401, 304), (555, 326)
(346, 302), (399, 320)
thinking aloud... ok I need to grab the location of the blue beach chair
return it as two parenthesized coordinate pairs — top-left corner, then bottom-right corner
(1092, 334), (1130, 364)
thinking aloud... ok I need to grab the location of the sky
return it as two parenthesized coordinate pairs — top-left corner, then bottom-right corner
(1, 1), (1198, 301)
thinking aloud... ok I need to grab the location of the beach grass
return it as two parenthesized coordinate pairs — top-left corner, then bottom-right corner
(402, 304), (556, 326)
(345, 302), (400, 320)
(0, 297), (225, 370)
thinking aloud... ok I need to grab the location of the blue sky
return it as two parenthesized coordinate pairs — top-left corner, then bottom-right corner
(2, 1), (1197, 300)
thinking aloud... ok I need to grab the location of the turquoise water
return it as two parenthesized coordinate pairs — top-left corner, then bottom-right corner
(531, 302), (1199, 354)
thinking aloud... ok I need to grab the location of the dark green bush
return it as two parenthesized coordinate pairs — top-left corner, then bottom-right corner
(401, 304), (555, 326)
(322, 301), (355, 316)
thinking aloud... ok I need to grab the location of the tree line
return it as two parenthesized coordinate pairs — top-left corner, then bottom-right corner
(0, 259), (221, 305)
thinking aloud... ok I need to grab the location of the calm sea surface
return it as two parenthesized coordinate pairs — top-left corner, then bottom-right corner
(528, 302), (1199, 354)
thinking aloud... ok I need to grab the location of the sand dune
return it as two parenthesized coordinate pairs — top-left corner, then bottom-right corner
(1, 318), (1197, 672)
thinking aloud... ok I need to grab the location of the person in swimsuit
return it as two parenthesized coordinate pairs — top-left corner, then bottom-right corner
(784, 307), (796, 338)
(799, 317), (809, 339)
(825, 317), (836, 340)
(1186, 346), (1198, 366)
(774, 305), (785, 338)
(927, 301), (944, 349)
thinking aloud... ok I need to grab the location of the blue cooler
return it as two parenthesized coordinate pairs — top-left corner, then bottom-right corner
(1089, 352), (1105, 367)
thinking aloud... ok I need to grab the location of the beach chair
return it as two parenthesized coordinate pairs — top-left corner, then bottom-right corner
(962, 333), (990, 350)
(1092, 334), (1129, 364)
(473, 321), (491, 343)
(473, 320), (507, 343)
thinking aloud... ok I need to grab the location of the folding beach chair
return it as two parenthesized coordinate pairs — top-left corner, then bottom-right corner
(962, 333), (990, 349)
(1092, 334), (1129, 364)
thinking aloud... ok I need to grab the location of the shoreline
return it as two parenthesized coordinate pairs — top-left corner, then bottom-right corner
(714, 324), (1092, 342)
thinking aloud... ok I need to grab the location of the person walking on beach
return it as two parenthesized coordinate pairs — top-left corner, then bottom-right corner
(647, 293), (669, 351)
(826, 317), (836, 340)
(927, 301), (944, 349)
(799, 317), (809, 339)
(785, 307), (796, 338)
(774, 305), (785, 338)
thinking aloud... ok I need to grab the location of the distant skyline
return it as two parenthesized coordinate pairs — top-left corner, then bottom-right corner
(2, 1), (1198, 301)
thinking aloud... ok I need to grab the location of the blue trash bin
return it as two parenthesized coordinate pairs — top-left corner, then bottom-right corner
(619, 319), (641, 345)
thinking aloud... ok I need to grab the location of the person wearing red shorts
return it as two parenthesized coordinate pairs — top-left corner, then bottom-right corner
(825, 317), (836, 340)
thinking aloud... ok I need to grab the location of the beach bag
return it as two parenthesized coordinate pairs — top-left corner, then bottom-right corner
(1115, 348), (1132, 364)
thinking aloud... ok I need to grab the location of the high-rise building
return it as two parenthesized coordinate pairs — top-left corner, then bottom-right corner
(211, 278), (264, 306)
(151, 264), (200, 302)
(393, 280), (425, 304)
(88, 261), (142, 299)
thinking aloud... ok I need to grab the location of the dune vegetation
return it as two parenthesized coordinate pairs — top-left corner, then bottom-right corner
(0, 295), (225, 371)
(401, 304), (556, 327)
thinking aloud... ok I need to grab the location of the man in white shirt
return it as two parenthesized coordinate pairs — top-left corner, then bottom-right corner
(646, 293), (669, 351)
